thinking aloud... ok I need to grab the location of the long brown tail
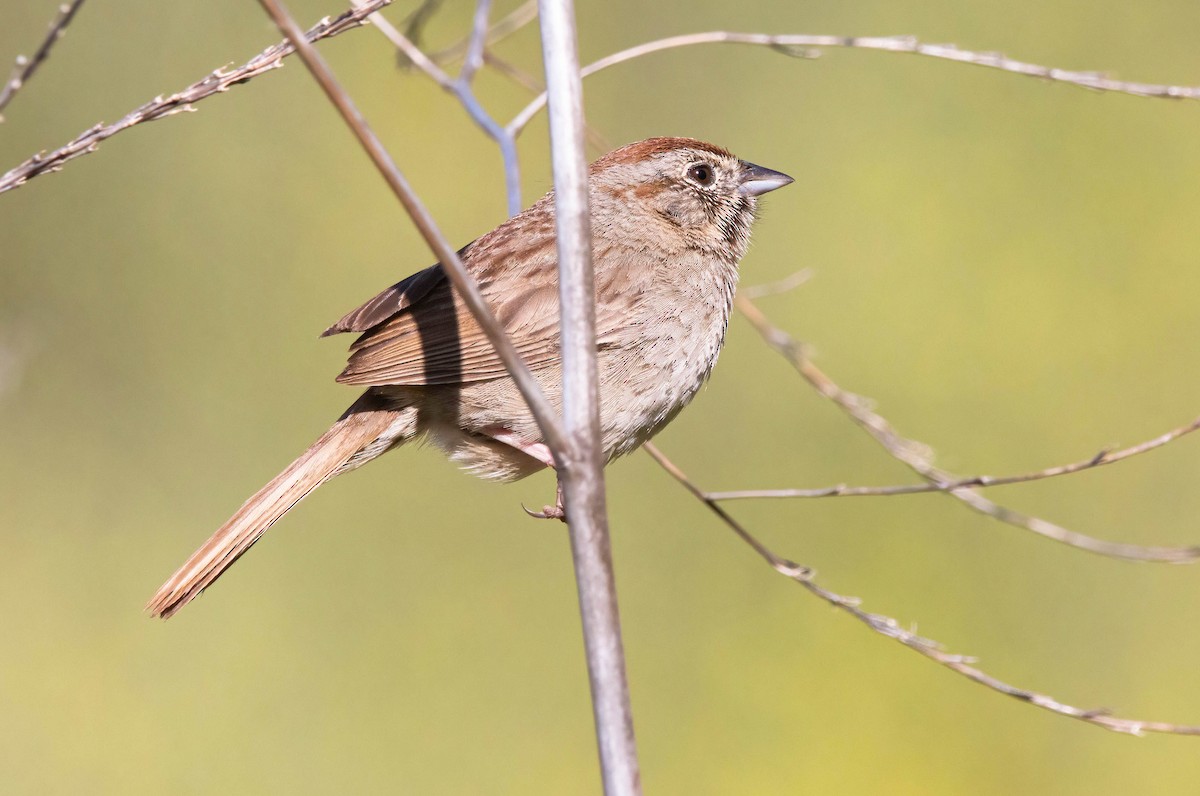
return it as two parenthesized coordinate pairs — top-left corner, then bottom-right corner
(146, 393), (411, 619)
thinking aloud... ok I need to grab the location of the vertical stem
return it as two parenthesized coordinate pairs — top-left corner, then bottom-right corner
(537, 1), (641, 794)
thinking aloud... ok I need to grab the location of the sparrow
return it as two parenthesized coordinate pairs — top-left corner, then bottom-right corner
(147, 137), (793, 618)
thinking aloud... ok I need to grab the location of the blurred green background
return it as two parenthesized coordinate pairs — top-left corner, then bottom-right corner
(3, 0), (1200, 793)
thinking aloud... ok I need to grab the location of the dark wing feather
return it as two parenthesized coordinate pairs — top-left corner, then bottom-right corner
(320, 260), (450, 337)
(324, 220), (566, 387)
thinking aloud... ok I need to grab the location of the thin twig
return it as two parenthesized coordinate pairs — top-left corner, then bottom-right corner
(739, 268), (813, 300)
(644, 442), (1200, 737)
(0, 0), (88, 120)
(458, 0), (493, 85)
(482, 49), (539, 89)
(353, 0), (523, 215)
(254, 0), (567, 458)
(507, 31), (1200, 136)
(734, 295), (1200, 564)
(0, 0), (391, 195)
(707, 415), (1200, 501)
(427, 0), (538, 65)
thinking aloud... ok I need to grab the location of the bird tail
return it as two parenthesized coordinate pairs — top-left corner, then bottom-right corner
(146, 392), (413, 619)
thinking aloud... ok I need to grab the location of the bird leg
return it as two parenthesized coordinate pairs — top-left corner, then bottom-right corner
(481, 428), (567, 522)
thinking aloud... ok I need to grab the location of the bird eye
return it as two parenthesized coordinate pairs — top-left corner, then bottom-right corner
(687, 163), (715, 186)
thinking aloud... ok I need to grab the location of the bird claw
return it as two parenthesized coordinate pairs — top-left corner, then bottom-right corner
(522, 476), (567, 522)
(522, 502), (566, 522)
(520, 480), (566, 523)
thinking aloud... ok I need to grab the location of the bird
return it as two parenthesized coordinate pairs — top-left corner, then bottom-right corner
(146, 137), (793, 618)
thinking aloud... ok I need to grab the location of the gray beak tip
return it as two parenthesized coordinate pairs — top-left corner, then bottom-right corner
(739, 161), (794, 197)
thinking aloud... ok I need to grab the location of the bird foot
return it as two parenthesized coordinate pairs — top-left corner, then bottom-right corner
(523, 477), (567, 522)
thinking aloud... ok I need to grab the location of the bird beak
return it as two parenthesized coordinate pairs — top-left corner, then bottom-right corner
(738, 161), (794, 197)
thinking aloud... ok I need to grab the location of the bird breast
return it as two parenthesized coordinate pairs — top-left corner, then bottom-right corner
(595, 246), (739, 460)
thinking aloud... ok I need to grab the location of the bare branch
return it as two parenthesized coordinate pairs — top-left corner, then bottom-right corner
(254, 0), (567, 458)
(0, 0), (391, 196)
(508, 31), (1200, 136)
(644, 443), (1200, 737)
(538, 0), (639, 793)
(0, 0), (88, 121)
(708, 415), (1200, 500)
(353, 0), (523, 215)
(733, 295), (1200, 564)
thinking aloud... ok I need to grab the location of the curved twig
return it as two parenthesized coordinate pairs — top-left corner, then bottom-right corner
(507, 31), (1200, 136)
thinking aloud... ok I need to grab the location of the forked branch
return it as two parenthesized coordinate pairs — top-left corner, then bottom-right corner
(350, 0), (525, 215)
(254, 3), (635, 792)
(644, 443), (1200, 737)
(252, 0), (568, 458)
(734, 295), (1200, 564)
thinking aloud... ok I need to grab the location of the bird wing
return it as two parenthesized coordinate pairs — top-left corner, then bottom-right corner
(320, 262), (449, 338)
(324, 240), (567, 387)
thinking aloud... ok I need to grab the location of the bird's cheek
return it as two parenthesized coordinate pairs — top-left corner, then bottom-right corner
(659, 200), (686, 225)
(661, 198), (704, 229)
